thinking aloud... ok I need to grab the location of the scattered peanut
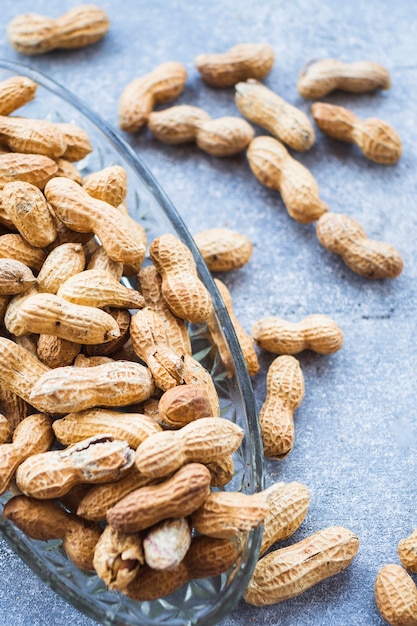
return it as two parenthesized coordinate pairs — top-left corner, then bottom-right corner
(193, 227), (253, 272)
(118, 62), (187, 133)
(398, 530), (417, 573)
(298, 59), (391, 99)
(247, 136), (328, 223)
(245, 526), (359, 605)
(316, 212), (403, 279)
(236, 80), (315, 151)
(7, 5), (110, 55)
(143, 517), (192, 570)
(195, 43), (275, 87)
(312, 102), (402, 165)
(375, 564), (417, 626)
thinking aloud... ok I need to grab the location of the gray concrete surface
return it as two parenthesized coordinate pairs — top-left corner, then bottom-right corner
(0, 0), (416, 624)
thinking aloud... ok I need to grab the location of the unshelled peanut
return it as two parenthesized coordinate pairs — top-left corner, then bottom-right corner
(0, 337), (49, 408)
(0, 233), (46, 272)
(0, 75), (38, 115)
(398, 530), (417, 573)
(0, 152), (57, 189)
(375, 564), (417, 626)
(0, 414), (11, 444)
(194, 227), (253, 272)
(195, 43), (275, 87)
(157, 384), (213, 428)
(0, 258), (35, 295)
(57, 269), (145, 309)
(36, 243), (86, 294)
(143, 517), (192, 570)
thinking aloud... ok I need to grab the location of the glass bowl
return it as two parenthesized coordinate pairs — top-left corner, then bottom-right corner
(0, 59), (264, 625)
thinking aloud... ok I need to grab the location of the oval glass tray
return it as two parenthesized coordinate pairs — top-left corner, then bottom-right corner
(0, 59), (264, 626)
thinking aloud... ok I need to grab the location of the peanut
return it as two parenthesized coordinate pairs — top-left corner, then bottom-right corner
(44, 177), (146, 266)
(36, 334), (81, 368)
(149, 233), (213, 323)
(0, 413), (54, 494)
(73, 354), (114, 367)
(135, 417), (244, 479)
(84, 308), (131, 357)
(298, 58), (391, 99)
(16, 433), (135, 499)
(2, 181), (57, 247)
(236, 80), (315, 151)
(260, 481), (310, 555)
(7, 5), (110, 55)
(82, 165), (128, 207)
(191, 491), (268, 538)
(182, 354), (220, 417)
(258, 355), (305, 459)
(244, 526), (359, 605)
(157, 384), (213, 428)
(36, 243), (86, 294)
(316, 212), (403, 279)
(0, 386), (32, 432)
(143, 518), (191, 570)
(0, 258), (35, 295)
(55, 122), (93, 162)
(195, 43), (275, 87)
(247, 136), (328, 223)
(106, 463), (212, 533)
(3, 495), (102, 571)
(0, 233), (46, 272)
(0, 294), (9, 323)
(0, 116), (67, 158)
(87, 247), (123, 281)
(206, 454), (235, 488)
(375, 564), (417, 626)
(252, 313), (344, 355)
(124, 535), (240, 601)
(55, 158), (83, 183)
(57, 269), (145, 309)
(118, 62), (187, 133)
(93, 525), (144, 589)
(0, 414), (11, 444)
(0, 336), (49, 408)
(148, 106), (254, 157)
(0, 152), (58, 189)
(312, 102), (402, 165)
(29, 360), (155, 413)
(398, 530), (417, 573)
(6, 292), (121, 344)
(53, 409), (161, 449)
(193, 227), (253, 272)
(0, 76), (38, 115)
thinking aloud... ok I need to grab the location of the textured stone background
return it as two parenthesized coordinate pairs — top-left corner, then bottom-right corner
(0, 1), (416, 625)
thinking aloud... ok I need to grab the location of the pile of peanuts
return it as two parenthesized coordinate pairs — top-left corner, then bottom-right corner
(1, 5), (413, 625)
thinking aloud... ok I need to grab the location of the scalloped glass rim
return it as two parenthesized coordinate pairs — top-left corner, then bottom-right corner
(0, 59), (264, 625)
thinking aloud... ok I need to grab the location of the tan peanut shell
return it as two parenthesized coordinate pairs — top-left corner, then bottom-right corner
(37, 243), (86, 294)
(0, 116), (67, 158)
(83, 166), (128, 207)
(93, 525), (144, 589)
(74, 354), (114, 367)
(118, 62), (187, 133)
(0, 294), (9, 323)
(57, 269), (145, 309)
(252, 313), (344, 355)
(53, 409), (161, 449)
(0, 234), (46, 271)
(0, 76), (38, 115)
(0, 258), (35, 295)
(182, 354), (220, 417)
(84, 308), (130, 357)
(0, 152), (58, 189)
(298, 59), (391, 99)
(12, 332), (39, 357)
(44, 177), (146, 266)
(2, 181), (57, 247)
(107, 463), (212, 533)
(55, 158), (83, 183)
(247, 136), (328, 223)
(16, 434), (135, 499)
(0, 413), (54, 494)
(191, 491), (268, 538)
(37, 334), (81, 368)
(7, 5), (110, 55)
(236, 80), (315, 151)
(143, 518), (191, 570)
(87, 247), (123, 281)
(0, 386), (32, 432)
(3, 495), (102, 571)
(0, 414), (11, 444)
(258, 355), (305, 459)
(398, 530), (417, 573)
(4, 284), (39, 333)
(55, 122), (93, 162)
(244, 526), (359, 605)
(206, 454), (235, 488)
(195, 43), (275, 87)
(312, 102), (402, 165)
(148, 105), (211, 144)
(194, 227), (253, 272)
(149, 233), (213, 323)
(157, 384), (213, 428)
(138, 264), (191, 357)
(0, 336), (49, 408)
(260, 481), (311, 555)
(6, 292), (121, 344)
(135, 417), (244, 479)
(375, 564), (417, 626)
(30, 360), (155, 414)
(316, 212), (403, 279)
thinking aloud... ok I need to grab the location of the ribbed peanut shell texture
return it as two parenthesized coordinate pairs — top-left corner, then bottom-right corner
(236, 80), (315, 151)
(398, 530), (417, 574)
(148, 105), (211, 144)
(0, 116), (66, 158)
(149, 233), (213, 323)
(258, 355), (305, 459)
(0, 152), (57, 189)
(0, 233), (46, 272)
(0, 337), (49, 407)
(57, 269), (145, 309)
(0, 258), (35, 295)
(157, 384), (213, 428)
(135, 417), (244, 479)
(195, 43), (275, 87)
(0, 76), (38, 115)
(244, 526), (359, 606)
(36, 335), (81, 369)
(82, 165), (128, 207)
(0, 415), (11, 444)
(194, 227), (253, 272)
(375, 564), (417, 626)
(316, 212), (403, 279)
(107, 463), (212, 533)
(298, 59), (391, 99)
(37, 243), (86, 294)
(247, 136), (328, 223)
(29, 360), (154, 414)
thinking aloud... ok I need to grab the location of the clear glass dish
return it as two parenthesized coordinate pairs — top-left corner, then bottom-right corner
(0, 59), (264, 626)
